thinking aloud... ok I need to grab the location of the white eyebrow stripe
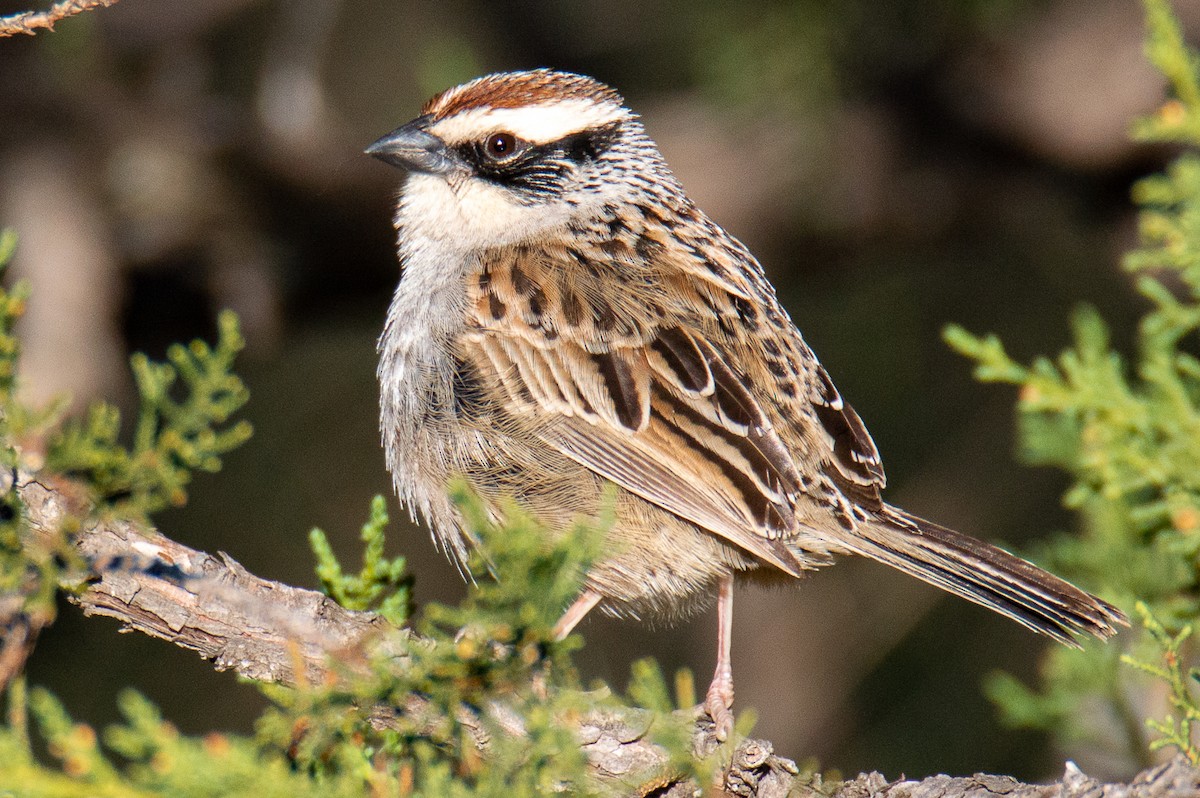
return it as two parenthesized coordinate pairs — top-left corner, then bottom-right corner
(430, 100), (629, 145)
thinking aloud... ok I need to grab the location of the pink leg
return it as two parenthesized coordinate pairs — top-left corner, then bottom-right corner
(705, 575), (735, 740)
(554, 589), (602, 641)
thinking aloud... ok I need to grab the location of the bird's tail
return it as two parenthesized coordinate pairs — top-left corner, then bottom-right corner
(831, 505), (1126, 645)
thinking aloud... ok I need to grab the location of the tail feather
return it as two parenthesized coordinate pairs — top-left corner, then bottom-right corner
(831, 505), (1126, 645)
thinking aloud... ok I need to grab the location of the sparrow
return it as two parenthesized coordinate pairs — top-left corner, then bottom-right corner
(366, 69), (1125, 740)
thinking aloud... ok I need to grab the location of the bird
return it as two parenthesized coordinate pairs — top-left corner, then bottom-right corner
(366, 69), (1126, 740)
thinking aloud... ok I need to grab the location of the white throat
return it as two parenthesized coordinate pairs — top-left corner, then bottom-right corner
(394, 172), (576, 253)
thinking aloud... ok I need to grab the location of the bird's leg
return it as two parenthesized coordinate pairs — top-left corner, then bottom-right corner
(553, 589), (602, 640)
(705, 575), (736, 741)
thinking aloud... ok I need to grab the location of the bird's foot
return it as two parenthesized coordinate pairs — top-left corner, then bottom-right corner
(704, 672), (735, 742)
(553, 590), (601, 641)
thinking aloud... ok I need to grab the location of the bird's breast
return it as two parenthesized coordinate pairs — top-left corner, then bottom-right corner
(376, 240), (484, 509)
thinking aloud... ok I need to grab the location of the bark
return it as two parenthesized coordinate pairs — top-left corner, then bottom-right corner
(0, 0), (118, 38)
(804, 758), (1200, 798)
(10, 474), (1197, 797)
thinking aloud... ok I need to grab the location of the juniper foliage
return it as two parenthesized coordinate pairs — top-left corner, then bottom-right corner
(0, 235), (701, 795)
(944, 0), (1200, 763)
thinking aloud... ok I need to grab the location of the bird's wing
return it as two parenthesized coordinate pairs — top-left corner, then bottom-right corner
(798, 346), (886, 505)
(459, 241), (884, 576)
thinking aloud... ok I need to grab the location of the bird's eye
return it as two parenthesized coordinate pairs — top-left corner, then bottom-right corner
(484, 132), (522, 159)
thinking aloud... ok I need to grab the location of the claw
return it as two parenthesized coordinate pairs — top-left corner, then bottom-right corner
(705, 574), (736, 741)
(705, 671), (735, 741)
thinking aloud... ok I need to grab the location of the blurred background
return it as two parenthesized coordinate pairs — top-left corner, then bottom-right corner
(2, 0), (1192, 782)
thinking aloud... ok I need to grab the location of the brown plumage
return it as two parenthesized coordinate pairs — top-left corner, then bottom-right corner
(367, 69), (1126, 740)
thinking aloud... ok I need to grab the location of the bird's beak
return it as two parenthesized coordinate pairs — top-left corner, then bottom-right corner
(365, 116), (456, 175)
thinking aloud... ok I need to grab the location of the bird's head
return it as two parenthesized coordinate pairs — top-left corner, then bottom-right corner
(367, 70), (674, 251)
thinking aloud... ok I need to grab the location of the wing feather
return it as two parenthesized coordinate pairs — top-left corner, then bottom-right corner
(450, 217), (1123, 645)
(465, 249), (813, 572)
(550, 418), (805, 575)
(461, 241), (883, 576)
(648, 327), (713, 395)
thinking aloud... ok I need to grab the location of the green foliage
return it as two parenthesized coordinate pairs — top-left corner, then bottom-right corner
(0, 230), (27, 417)
(311, 495), (412, 626)
(0, 229), (705, 794)
(0, 234), (75, 651)
(433, 480), (609, 638)
(261, 484), (702, 796)
(46, 309), (253, 516)
(944, 0), (1200, 761)
(0, 239), (254, 668)
(1134, 0), (1200, 147)
(0, 679), (369, 797)
(0, 231), (31, 562)
(1121, 603), (1200, 765)
(0, 492), (702, 796)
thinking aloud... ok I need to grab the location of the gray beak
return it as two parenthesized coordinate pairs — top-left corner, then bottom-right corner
(365, 117), (456, 175)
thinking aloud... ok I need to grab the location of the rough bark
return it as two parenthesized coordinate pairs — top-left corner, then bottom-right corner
(813, 758), (1200, 798)
(0, 0), (118, 38)
(10, 474), (1197, 797)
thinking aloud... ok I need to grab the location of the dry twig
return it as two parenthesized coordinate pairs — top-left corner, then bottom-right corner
(11, 474), (1199, 797)
(0, 0), (118, 38)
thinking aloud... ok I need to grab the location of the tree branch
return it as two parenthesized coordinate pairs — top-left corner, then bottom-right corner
(816, 758), (1200, 798)
(11, 474), (1198, 797)
(19, 474), (394, 687)
(0, 0), (118, 38)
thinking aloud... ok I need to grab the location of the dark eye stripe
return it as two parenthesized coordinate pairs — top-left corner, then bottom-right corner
(556, 122), (621, 163)
(457, 121), (623, 198)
